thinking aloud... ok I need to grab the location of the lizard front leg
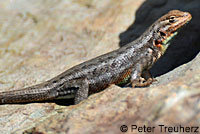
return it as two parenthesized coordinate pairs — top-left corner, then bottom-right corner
(130, 64), (154, 87)
(142, 70), (157, 85)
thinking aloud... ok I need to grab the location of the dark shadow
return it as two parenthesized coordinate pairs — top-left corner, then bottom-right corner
(54, 98), (74, 106)
(0, 98), (74, 106)
(119, 0), (200, 77)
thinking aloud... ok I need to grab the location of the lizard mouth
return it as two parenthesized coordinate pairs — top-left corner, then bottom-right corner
(154, 12), (192, 52)
(170, 12), (192, 34)
(161, 12), (192, 45)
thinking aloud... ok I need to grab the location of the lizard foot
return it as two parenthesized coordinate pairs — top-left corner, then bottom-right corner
(132, 77), (154, 88)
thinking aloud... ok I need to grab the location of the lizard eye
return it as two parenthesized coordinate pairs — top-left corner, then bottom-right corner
(169, 16), (175, 23)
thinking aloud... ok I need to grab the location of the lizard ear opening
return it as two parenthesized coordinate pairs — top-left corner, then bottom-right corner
(154, 40), (162, 48)
(160, 31), (166, 37)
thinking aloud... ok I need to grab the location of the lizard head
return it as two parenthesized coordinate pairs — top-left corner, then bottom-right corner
(153, 10), (192, 54)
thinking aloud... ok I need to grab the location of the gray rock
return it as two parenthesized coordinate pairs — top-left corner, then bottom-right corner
(0, 0), (199, 134)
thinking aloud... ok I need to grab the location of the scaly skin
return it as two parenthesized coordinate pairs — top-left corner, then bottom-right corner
(0, 10), (192, 104)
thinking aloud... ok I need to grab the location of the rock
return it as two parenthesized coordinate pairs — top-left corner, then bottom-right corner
(24, 53), (200, 134)
(0, 0), (199, 134)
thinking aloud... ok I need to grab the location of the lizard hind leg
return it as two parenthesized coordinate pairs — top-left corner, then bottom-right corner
(74, 78), (89, 104)
(58, 78), (89, 104)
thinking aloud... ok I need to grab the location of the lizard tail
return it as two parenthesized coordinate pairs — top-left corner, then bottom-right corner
(0, 86), (57, 104)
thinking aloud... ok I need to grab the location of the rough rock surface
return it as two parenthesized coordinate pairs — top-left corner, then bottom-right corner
(0, 0), (199, 134)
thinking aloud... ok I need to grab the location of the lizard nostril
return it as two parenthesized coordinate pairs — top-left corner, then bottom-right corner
(183, 12), (190, 17)
(183, 12), (192, 21)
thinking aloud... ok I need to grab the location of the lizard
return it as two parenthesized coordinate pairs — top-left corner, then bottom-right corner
(0, 10), (192, 104)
